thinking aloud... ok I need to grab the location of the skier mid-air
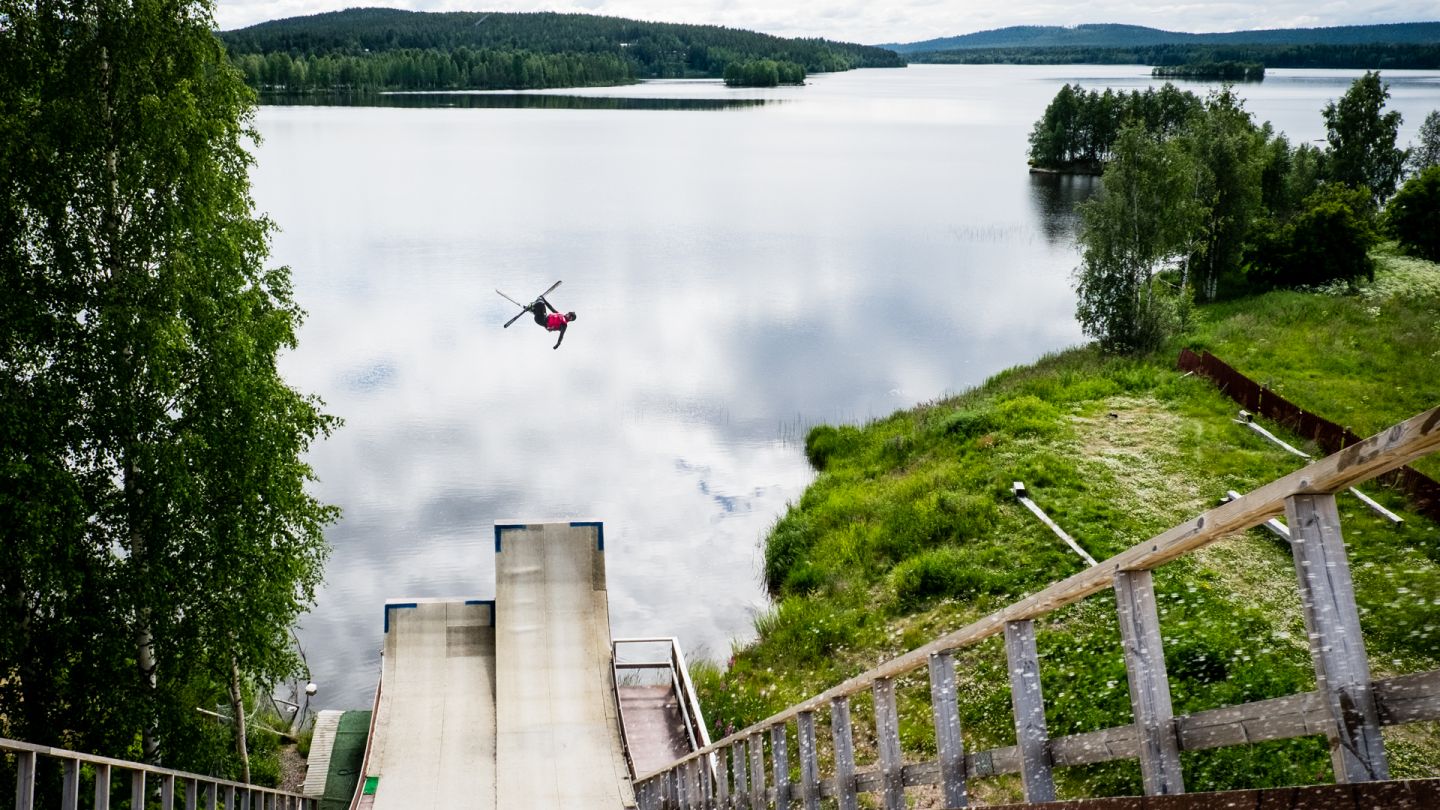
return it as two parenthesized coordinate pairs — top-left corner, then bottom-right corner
(497, 281), (576, 350)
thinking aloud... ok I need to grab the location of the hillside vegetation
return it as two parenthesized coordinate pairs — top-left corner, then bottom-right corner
(219, 8), (904, 93)
(694, 250), (1440, 803)
(884, 21), (1440, 53)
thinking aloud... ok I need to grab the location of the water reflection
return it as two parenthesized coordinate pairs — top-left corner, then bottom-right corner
(1028, 172), (1100, 245)
(260, 91), (772, 111)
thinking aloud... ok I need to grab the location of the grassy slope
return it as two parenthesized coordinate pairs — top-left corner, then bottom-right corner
(694, 249), (1440, 804)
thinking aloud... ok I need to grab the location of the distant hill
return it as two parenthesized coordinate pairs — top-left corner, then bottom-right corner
(880, 21), (1440, 54)
(221, 8), (903, 93)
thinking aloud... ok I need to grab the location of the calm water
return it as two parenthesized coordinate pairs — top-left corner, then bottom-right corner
(251, 64), (1440, 710)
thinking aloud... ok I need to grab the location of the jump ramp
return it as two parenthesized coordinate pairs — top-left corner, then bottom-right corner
(353, 521), (635, 809)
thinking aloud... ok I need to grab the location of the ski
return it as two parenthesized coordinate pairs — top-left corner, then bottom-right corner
(498, 281), (562, 328)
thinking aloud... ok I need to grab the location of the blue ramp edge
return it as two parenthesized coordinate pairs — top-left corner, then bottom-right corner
(494, 523), (526, 552)
(383, 602), (418, 634)
(570, 520), (605, 551)
(464, 598), (497, 626)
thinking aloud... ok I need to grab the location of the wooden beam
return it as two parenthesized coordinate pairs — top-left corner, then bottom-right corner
(1005, 620), (1056, 803)
(749, 733), (766, 809)
(928, 651), (968, 808)
(797, 711), (820, 810)
(772, 724), (792, 810)
(1114, 570), (1185, 795)
(831, 696), (859, 810)
(1287, 493), (1389, 782)
(873, 678), (905, 810)
(714, 746), (729, 807)
(733, 738), (749, 810)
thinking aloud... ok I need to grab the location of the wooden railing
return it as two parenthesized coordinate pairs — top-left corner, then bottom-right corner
(2, 737), (315, 810)
(635, 404), (1440, 809)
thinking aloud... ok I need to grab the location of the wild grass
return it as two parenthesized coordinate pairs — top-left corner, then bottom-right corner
(692, 249), (1440, 799)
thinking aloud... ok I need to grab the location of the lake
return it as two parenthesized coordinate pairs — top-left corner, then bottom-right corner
(250, 64), (1440, 710)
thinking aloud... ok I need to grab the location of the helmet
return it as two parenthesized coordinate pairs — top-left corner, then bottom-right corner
(566, 312), (578, 321)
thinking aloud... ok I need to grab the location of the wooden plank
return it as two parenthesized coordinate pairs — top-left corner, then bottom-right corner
(830, 696), (859, 810)
(16, 749), (36, 810)
(61, 758), (80, 810)
(1114, 570), (1185, 795)
(902, 761), (940, 787)
(964, 745), (1020, 779)
(1287, 493), (1389, 782)
(132, 771), (146, 810)
(1006, 620), (1056, 803)
(163, 774), (176, 809)
(873, 678), (905, 810)
(771, 724), (792, 810)
(927, 652), (968, 808)
(1015, 481), (1098, 566)
(749, 733), (765, 809)
(95, 763), (111, 810)
(733, 739), (749, 810)
(1048, 725), (1140, 767)
(1375, 670), (1440, 725)
(797, 711), (820, 810)
(186, 779), (199, 810)
(640, 406), (1440, 778)
(1175, 690), (1327, 751)
(714, 746), (730, 807)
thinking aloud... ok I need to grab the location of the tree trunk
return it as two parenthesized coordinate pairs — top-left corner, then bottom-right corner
(229, 656), (252, 783)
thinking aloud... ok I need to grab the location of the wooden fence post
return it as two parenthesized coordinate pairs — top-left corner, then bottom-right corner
(185, 777), (199, 810)
(873, 678), (905, 810)
(131, 771), (146, 810)
(733, 739), (750, 810)
(1005, 619), (1056, 803)
(61, 758), (80, 810)
(715, 747), (730, 808)
(797, 710), (821, 810)
(772, 723), (792, 810)
(830, 695), (859, 810)
(749, 733), (766, 808)
(94, 763), (111, 810)
(15, 749), (36, 810)
(928, 651), (968, 808)
(1286, 493), (1389, 782)
(1115, 569), (1185, 795)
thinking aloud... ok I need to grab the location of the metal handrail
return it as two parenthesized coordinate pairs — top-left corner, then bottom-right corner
(613, 637), (715, 772)
(2, 736), (314, 809)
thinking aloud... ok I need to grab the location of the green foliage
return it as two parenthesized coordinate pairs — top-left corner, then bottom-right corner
(1075, 125), (1204, 353)
(1180, 88), (1268, 301)
(1323, 70), (1407, 205)
(1, 0), (337, 772)
(1248, 184), (1378, 289)
(1027, 83), (1201, 171)
(804, 424), (863, 471)
(221, 8), (899, 92)
(908, 42), (1440, 70)
(722, 59), (804, 87)
(1152, 61), (1264, 81)
(1408, 110), (1440, 174)
(1385, 165), (1440, 262)
(890, 546), (1005, 608)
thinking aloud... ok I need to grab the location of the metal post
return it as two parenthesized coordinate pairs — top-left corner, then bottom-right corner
(1115, 569), (1185, 795)
(829, 696), (858, 810)
(1005, 619), (1056, 803)
(928, 651), (968, 808)
(771, 723), (791, 810)
(15, 749), (36, 810)
(873, 678), (905, 810)
(748, 733), (765, 809)
(796, 711), (820, 810)
(1287, 493), (1389, 783)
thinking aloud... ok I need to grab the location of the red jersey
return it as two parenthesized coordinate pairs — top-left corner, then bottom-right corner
(545, 312), (569, 332)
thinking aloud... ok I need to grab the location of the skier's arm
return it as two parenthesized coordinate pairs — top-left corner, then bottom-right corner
(553, 323), (566, 349)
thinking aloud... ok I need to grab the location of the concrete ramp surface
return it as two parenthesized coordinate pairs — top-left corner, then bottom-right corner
(352, 522), (634, 809)
(495, 522), (634, 808)
(361, 599), (496, 810)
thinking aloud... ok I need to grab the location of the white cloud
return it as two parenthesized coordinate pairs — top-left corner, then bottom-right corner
(214, 0), (1439, 46)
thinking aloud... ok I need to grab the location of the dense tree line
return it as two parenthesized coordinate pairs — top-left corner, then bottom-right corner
(1028, 84), (1203, 172)
(885, 21), (1440, 54)
(1066, 72), (1440, 353)
(3, 0), (334, 783)
(909, 43), (1440, 70)
(231, 47), (635, 92)
(723, 59), (805, 87)
(1152, 62), (1264, 81)
(220, 8), (903, 92)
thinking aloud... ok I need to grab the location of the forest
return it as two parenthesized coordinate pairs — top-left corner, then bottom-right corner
(908, 43), (1440, 70)
(1152, 62), (1265, 81)
(221, 8), (904, 93)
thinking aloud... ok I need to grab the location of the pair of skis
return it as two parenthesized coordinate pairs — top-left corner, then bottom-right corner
(497, 280), (561, 328)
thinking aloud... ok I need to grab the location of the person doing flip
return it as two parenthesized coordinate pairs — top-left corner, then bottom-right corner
(526, 297), (577, 349)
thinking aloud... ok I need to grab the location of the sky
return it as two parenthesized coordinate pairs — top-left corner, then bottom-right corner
(212, 0), (1437, 45)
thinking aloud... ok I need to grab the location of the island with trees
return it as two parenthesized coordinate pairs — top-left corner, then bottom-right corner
(220, 9), (905, 94)
(1152, 61), (1265, 81)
